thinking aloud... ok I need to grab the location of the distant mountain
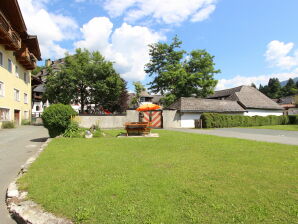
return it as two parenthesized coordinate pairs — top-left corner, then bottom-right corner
(280, 77), (298, 86)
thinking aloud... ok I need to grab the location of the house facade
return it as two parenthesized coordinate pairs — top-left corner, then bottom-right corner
(166, 97), (246, 128)
(165, 85), (284, 128)
(207, 86), (283, 116)
(276, 94), (298, 115)
(0, 0), (41, 127)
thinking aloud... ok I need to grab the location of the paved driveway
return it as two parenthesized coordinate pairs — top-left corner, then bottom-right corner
(0, 126), (48, 224)
(168, 128), (298, 145)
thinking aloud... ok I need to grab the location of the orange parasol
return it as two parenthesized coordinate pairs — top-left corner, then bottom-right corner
(136, 103), (161, 111)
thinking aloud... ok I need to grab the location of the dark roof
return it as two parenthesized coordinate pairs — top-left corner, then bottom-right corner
(1, 0), (27, 34)
(168, 97), (246, 113)
(33, 85), (45, 93)
(277, 95), (295, 105)
(24, 35), (42, 60)
(208, 86), (283, 110)
(0, 0), (41, 61)
(152, 95), (163, 104)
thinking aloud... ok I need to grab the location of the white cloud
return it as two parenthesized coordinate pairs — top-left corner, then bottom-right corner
(75, 17), (165, 81)
(103, 0), (217, 25)
(19, 0), (78, 59)
(216, 72), (298, 90)
(265, 40), (298, 70)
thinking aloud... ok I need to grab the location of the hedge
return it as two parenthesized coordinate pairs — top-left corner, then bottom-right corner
(42, 104), (77, 137)
(288, 115), (298, 124)
(200, 113), (298, 128)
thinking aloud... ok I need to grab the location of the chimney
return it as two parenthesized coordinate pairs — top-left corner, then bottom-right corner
(45, 59), (52, 67)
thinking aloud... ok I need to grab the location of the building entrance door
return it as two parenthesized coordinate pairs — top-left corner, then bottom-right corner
(14, 110), (20, 125)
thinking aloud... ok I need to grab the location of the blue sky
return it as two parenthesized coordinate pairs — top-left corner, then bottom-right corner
(19, 0), (298, 91)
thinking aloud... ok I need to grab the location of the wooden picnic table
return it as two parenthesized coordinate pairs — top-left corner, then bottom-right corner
(125, 122), (152, 136)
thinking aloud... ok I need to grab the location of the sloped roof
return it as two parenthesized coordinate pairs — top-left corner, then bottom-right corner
(168, 97), (246, 113)
(277, 95), (295, 105)
(33, 85), (45, 93)
(152, 95), (163, 104)
(140, 91), (152, 98)
(208, 86), (283, 110)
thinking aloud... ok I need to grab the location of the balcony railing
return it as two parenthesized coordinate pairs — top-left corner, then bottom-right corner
(0, 10), (22, 51)
(11, 31), (21, 49)
(0, 10), (10, 33)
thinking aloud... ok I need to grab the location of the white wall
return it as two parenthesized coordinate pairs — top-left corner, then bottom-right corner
(32, 100), (50, 117)
(181, 112), (201, 128)
(244, 109), (283, 117)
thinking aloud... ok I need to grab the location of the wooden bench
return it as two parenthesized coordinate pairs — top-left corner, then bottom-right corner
(125, 122), (152, 136)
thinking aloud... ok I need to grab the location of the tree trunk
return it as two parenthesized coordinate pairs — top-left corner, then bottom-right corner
(80, 92), (84, 114)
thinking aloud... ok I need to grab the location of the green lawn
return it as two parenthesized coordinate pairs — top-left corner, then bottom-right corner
(245, 125), (298, 131)
(19, 130), (298, 224)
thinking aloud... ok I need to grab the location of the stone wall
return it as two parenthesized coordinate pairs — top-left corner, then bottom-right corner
(162, 110), (181, 128)
(78, 110), (139, 128)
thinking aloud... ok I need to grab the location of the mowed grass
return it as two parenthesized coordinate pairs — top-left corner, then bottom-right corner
(245, 125), (298, 131)
(18, 130), (298, 224)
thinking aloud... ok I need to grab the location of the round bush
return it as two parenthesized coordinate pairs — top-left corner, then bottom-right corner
(42, 104), (77, 137)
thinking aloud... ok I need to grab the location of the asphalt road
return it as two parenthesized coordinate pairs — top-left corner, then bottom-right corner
(168, 127), (298, 145)
(0, 126), (48, 224)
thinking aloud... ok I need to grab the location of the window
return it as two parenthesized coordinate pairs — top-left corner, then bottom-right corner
(24, 111), (29, 120)
(24, 72), (29, 83)
(8, 59), (12, 72)
(0, 52), (3, 66)
(15, 65), (19, 77)
(14, 89), (20, 101)
(0, 108), (10, 121)
(24, 93), (28, 104)
(0, 81), (4, 97)
(36, 105), (40, 111)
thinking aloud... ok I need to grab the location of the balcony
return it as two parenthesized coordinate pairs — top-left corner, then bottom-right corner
(16, 47), (37, 70)
(0, 10), (22, 51)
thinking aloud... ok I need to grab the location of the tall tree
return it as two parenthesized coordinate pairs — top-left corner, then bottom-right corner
(44, 49), (127, 113)
(267, 78), (281, 98)
(131, 81), (145, 106)
(145, 36), (219, 106)
(145, 36), (185, 95)
(282, 78), (298, 96)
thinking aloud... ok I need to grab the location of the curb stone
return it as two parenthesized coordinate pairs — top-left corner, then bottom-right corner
(6, 138), (73, 224)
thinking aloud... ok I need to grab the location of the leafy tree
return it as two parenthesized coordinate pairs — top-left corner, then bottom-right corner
(145, 36), (219, 106)
(131, 81), (145, 106)
(282, 78), (298, 96)
(251, 83), (256, 88)
(44, 49), (127, 113)
(267, 78), (282, 98)
(31, 65), (44, 76)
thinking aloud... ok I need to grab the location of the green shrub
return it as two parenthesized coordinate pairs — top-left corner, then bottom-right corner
(63, 121), (84, 138)
(2, 121), (15, 129)
(288, 115), (298, 124)
(21, 119), (31, 125)
(42, 104), (77, 138)
(92, 129), (102, 138)
(201, 113), (291, 128)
